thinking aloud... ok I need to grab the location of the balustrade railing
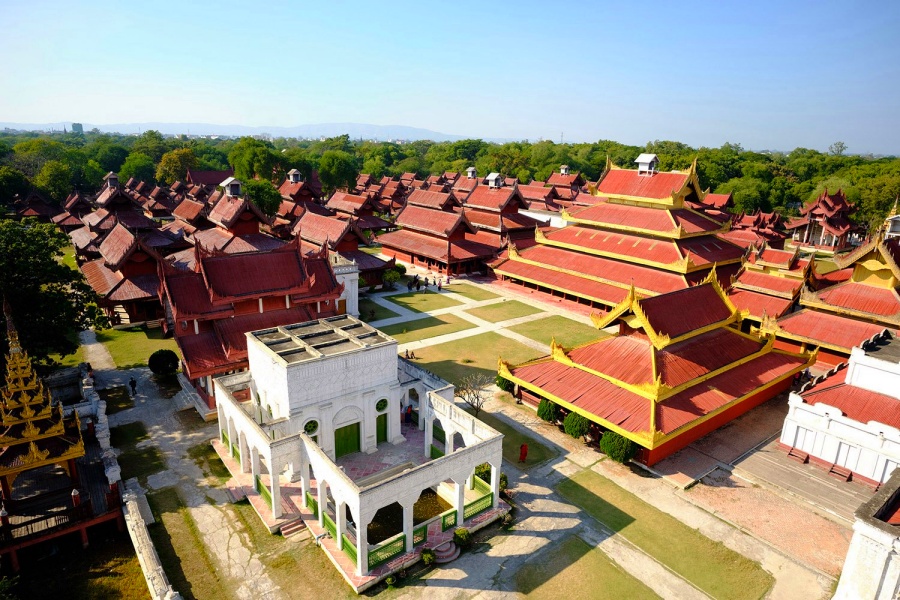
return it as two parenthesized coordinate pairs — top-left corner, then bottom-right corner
(440, 508), (456, 531)
(368, 533), (406, 570)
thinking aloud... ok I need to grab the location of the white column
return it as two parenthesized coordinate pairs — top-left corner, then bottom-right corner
(401, 498), (415, 553)
(490, 463), (501, 508)
(299, 455), (310, 507)
(336, 501), (346, 550)
(270, 461), (281, 519)
(250, 446), (260, 489)
(227, 418), (237, 456)
(424, 416), (433, 458)
(455, 480), (466, 526)
(446, 429), (455, 453)
(466, 472), (474, 490)
(317, 480), (326, 527)
(239, 433), (250, 473)
(357, 514), (368, 576)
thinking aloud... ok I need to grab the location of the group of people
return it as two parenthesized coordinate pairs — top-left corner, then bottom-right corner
(406, 273), (448, 294)
(404, 348), (418, 360)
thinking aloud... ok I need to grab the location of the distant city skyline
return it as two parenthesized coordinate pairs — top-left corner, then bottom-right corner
(1, 0), (898, 154)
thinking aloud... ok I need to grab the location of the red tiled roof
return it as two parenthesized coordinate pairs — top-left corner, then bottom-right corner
(547, 172), (583, 187)
(81, 259), (122, 296)
(596, 169), (689, 199)
(186, 169), (233, 187)
(777, 309), (890, 351)
(816, 282), (900, 316)
(678, 236), (744, 266)
(115, 209), (157, 230)
(728, 289), (794, 319)
(354, 214), (392, 231)
(326, 192), (370, 215)
(569, 201), (680, 234)
(569, 336), (652, 385)
(543, 226), (682, 264)
(516, 244), (688, 294)
(174, 199), (205, 221)
(70, 227), (99, 251)
(200, 247), (308, 302)
(292, 211), (352, 247)
(658, 352), (805, 434)
(207, 195), (268, 229)
(757, 248), (795, 268)
(99, 223), (137, 269)
(637, 283), (733, 339)
(396, 205), (470, 237)
(801, 368), (900, 429)
(735, 270), (803, 296)
(406, 189), (460, 210)
(214, 307), (312, 358)
(51, 212), (83, 227)
(340, 250), (393, 273)
(657, 328), (764, 388)
(492, 258), (630, 306)
(450, 236), (498, 261)
(378, 229), (449, 262)
(465, 186), (523, 212)
(702, 193), (733, 209)
(107, 274), (159, 302)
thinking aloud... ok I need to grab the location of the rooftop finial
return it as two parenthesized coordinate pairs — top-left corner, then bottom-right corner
(2, 297), (21, 355)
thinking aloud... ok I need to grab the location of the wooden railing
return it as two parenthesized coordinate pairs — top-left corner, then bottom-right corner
(342, 534), (357, 565)
(0, 500), (94, 545)
(440, 508), (456, 531)
(305, 491), (319, 519)
(430, 444), (444, 460)
(413, 523), (427, 547)
(464, 493), (492, 520)
(323, 511), (337, 540)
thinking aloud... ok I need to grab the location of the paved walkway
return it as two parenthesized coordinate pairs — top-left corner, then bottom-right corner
(83, 330), (283, 600)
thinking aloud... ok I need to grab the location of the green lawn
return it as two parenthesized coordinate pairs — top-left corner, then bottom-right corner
(508, 315), (609, 349)
(384, 290), (462, 313)
(147, 488), (231, 600)
(379, 314), (476, 344)
(98, 385), (133, 414)
(815, 259), (839, 275)
(60, 244), (78, 271)
(556, 470), (774, 600)
(472, 409), (556, 469)
(188, 442), (231, 486)
(15, 530), (146, 599)
(359, 298), (400, 323)
(444, 282), (500, 302)
(515, 535), (660, 600)
(110, 421), (166, 483)
(360, 244), (383, 255)
(464, 300), (543, 323)
(414, 331), (544, 384)
(95, 326), (179, 369)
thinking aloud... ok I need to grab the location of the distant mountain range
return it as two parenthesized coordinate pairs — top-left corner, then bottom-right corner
(0, 121), (478, 142)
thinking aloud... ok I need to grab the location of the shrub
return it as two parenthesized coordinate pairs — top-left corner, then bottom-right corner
(537, 398), (557, 422)
(495, 374), (513, 392)
(599, 430), (638, 463)
(393, 263), (407, 277)
(385, 575), (397, 587)
(453, 527), (472, 548)
(421, 548), (436, 565)
(474, 463), (508, 491)
(383, 269), (400, 289)
(563, 412), (590, 440)
(148, 349), (179, 375)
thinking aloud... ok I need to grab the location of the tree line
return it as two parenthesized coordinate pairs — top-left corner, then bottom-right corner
(2, 129), (899, 227)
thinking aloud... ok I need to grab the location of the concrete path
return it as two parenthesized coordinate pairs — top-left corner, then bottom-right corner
(88, 334), (283, 599)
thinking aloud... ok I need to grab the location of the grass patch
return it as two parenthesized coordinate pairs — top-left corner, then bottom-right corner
(15, 526), (145, 599)
(444, 282), (499, 301)
(188, 441), (231, 486)
(97, 385), (133, 414)
(471, 410), (556, 469)
(230, 500), (356, 599)
(516, 535), (659, 599)
(556, 470), (774, 600)
(147, 487), (231, 600)
(110, 421), (165, 483)
(109, 421), (150, 447)
(464, 300), (542, 323)
(359, 244), (383, 255)
(414, 331), (544, 384)
(508, 315), (609, 348)
(95, 326), (179, 369)
(60, 244), (78, 271)
(815, 259), (839, 275)
(379, 314), (476, 344)
(384, 290), (462, 313)
(359, 298), (400, 323)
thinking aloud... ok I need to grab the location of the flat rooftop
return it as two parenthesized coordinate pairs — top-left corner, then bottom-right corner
(863, 333), (900, 363)
(251, 315), (395, 365)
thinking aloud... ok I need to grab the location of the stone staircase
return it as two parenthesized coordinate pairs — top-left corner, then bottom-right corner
(280, 518), (307, 539)
(432, 540), (460, 564)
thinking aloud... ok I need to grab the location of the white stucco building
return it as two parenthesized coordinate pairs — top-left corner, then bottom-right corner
(780, 333), (900, 487)
(835, 469), (900, 599)
(213, 315), (504, 584)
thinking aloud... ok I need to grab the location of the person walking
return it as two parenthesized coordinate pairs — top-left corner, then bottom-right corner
(519, 443), (529, 463)
(437, 280), (442, 292)
(129, 376), (137, 397)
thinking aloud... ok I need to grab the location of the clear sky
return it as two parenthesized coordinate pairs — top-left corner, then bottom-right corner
(1, 0), (898, 153)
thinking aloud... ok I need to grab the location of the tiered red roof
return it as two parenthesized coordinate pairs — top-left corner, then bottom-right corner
(501, 277), (811, 465)
(798, 365), (900, 430)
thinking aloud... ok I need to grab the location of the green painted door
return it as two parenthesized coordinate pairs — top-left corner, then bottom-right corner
(376, 413), (388, 444)
(334, 422), (361, 458)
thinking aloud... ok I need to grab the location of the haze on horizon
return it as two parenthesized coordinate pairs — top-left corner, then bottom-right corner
(2, 0), (898, 155)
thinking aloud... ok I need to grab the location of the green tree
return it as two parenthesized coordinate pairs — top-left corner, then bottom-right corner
(90, 143), (129, 173)
(156, 148), (198, 185)
(0, 167), (30, 208)
(228, 137), (278, 181)
(599, 431), (638, 463)
(318, 150), (359, 195)
(242, 179), (281, 218)
(119, 152), (156, 184)
(34, 160), (73, 203)
(829, 141), (847, 156)
(0, 219), (106, 364)
(537, 398), (558, 422)
(563, 411), (590, 440)
(131, 130), (168, 162)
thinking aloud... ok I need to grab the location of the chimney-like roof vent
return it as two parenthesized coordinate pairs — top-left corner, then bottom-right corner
(466, 166), (477, 179)
(486, 173), (503, 189)
(560, 165), (570, 175)
(634, 153), (659, 176)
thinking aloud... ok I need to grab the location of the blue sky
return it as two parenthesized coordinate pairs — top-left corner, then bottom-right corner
(1, 0), (898, 153)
